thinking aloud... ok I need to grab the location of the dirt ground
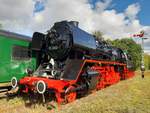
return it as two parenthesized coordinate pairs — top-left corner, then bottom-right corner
(0, 71), (150, 113)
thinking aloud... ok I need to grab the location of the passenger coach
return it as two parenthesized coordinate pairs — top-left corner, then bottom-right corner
(0, 30), (36, 91)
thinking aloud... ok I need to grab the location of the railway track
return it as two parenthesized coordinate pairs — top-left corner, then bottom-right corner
(0, 87), (18, 99)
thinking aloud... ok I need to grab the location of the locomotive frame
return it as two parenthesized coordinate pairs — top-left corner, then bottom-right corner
(17, 59), (134, 104)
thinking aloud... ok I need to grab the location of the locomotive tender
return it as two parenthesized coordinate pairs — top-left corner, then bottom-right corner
(11, 21), (134, 104)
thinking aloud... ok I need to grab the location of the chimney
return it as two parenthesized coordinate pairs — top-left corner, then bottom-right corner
(69, 21), (79, 27)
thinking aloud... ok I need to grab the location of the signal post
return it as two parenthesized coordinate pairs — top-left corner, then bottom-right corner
(133, 30), (148, 78)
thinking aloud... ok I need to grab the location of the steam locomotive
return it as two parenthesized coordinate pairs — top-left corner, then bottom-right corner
(11, 21), (134, 104)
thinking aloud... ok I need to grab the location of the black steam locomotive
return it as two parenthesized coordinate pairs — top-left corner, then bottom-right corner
(31, 21), (132, 77)
(11, 21), (134, 104)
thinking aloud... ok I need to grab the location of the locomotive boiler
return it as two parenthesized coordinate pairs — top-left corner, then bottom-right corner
(32, 21), (127, 62)
(30, 21), (131, 77)
(11, 21), (135, 104)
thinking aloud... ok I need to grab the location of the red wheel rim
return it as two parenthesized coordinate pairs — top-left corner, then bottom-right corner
(65, 86), (77, 103)
(66, 92), (76, 103)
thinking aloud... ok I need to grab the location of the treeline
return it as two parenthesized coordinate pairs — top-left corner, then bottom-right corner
(93, 31), (150, 70)
(144, 54), (150, 70)
(109, 38), (142, 70)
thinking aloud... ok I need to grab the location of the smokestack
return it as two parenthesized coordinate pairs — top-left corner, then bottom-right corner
(69, 21), (79, 27)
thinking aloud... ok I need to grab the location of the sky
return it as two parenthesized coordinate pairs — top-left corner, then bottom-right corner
(0, 0), (150, 53)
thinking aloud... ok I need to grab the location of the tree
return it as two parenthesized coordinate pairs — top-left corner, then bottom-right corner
(148, 57), (150, 70)
(93, 31), (104, 41)
(111, 38), (142, 70)
(144, 54), (150, 70)
(92, 31), (142, 70)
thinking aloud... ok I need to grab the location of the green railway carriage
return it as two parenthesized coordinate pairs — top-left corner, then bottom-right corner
(0, 30), (36, 89)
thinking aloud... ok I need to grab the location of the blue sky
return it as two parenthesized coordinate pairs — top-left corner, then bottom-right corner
(34, 0), (46, 13)
(110, 0), (150, 26)
(89, 0), (150, 26)
(34, 0), (150, 26)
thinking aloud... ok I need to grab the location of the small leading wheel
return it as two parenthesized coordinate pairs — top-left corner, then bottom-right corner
(65, 86), (77, 103)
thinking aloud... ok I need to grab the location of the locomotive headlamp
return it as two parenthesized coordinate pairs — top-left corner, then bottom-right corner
(36, 80), (46, 94)
(50, 58), (57, 77)
(26, 68), (33, 75)
(11, 77), (18, 89)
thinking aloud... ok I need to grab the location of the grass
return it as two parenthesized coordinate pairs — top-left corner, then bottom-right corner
(0, 71), (150, 113)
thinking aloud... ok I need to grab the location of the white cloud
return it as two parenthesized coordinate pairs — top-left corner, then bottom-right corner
(30, 1), (144, 39)
(125, 3), (140, 21)
(95, 0), (112, 13)
(0, 0), (34, 35)
(0, 0), (150, 54)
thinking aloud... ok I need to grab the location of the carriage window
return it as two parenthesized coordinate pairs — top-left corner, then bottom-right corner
(12, 45), (31, 60)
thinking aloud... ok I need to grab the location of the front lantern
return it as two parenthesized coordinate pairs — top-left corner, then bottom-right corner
(36, 80), (46, 94)
(11, 77), (18, 89)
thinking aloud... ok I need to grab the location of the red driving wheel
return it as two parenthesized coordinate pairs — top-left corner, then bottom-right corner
(65, 86), (77, 103)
